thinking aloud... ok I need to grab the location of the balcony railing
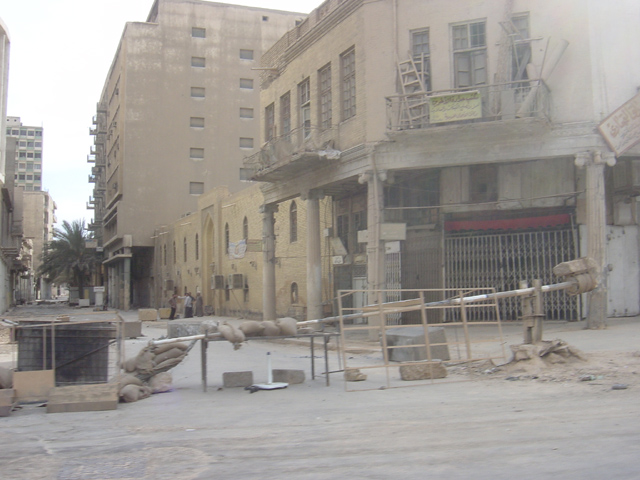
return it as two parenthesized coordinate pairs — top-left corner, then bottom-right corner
(386, 80), (551, 132)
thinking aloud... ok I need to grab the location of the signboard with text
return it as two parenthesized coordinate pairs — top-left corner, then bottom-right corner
(598, 92), (640, 157)
(429, 90), (482, 123)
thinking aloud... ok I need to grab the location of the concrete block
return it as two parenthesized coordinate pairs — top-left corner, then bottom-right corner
(168, 319), (208, 338)
(123, 321), (142, 339)
(78, 299), (91, 307)
(223, 371), (253, 388)
(399, 361), (447, 381)
(385, 326), (450, 362)
(13, 370), (55, 403)
(158, 308), (172, 319)
(47, 383), (119, 414)
(0, 389), (15, 416)
(272, 369), (305, 384)
(138, 309), (158, 321)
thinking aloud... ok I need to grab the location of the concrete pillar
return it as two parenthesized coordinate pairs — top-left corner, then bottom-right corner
(303, 190), (324, 322)
(575, 150), (616, 329)
(124, 257), (131, 311)
(261, 204), (278, 320)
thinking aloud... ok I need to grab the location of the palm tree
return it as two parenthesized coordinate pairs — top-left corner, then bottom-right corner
(39, 220), (99, 293)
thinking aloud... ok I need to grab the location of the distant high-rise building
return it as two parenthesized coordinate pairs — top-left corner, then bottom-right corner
(6, 116), (43, 191)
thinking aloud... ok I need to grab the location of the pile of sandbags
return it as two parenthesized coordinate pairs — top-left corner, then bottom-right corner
(238, 317), (298, 339)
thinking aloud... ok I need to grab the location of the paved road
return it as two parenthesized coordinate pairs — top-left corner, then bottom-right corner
(1, 304), (639, 479)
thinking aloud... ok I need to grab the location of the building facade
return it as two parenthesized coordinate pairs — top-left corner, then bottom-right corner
(89, 0), (305, 310)
(243, 0), (640, 323)
(6, 117), (43, 191)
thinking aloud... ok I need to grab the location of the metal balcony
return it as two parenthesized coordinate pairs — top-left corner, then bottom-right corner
(87, 154), (95, 164)
(385, 80), (551, 132)
(90, 126), (97, 136)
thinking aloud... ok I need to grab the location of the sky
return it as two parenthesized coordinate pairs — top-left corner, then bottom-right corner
(0, 0), (318, 228)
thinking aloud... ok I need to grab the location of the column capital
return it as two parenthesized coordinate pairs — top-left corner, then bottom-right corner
(575, 150), (617, 168)
(259, 203), (279, 215)
(300, 189), (325, 201)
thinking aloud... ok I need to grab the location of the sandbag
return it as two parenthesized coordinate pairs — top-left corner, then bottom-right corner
(153, 347), (184, 366)
(239, 320), (264, 337)
(138, 386), (152, 400)
(123, 357), (137, 373)
(261, 321), (280, 337)
(0, 366), (13, 389)
(277, 317), (298, 336)
(135, 349), (155, 373)
(153, 342), (188, 355)
(219, 324), (235, 343)
(119, 384), (141, 403)
(111, 373), (143, 391)
(149, 372), (173, 394)
(153, 357), (183, 372)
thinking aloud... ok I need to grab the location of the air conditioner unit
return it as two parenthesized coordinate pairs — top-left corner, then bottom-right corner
(227, 273), (245, 290)
(212, 274), (225, 290)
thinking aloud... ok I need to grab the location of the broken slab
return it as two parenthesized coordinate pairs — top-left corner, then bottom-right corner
(386, 326), (450, 362)
(399, 361), (447, 381)
(168, 319), (209, 338)
(47, 383), (119, 414)
(272, 369), (305, 385)
(223, 371), (253, 388)
(0, 389), (15, 416)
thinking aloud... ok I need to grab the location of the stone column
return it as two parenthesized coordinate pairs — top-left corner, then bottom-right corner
(123, 257), (131, 311)
(261, 203), (278, 321)
(575, 150), (616, 329)
(303, 190), (324, 322)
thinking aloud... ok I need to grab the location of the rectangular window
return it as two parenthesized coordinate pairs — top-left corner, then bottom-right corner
(189, 182), (205, 195)
(191, 87), (205, 98)
(452, 21), (487, 88)
(190, 147), (204, 159)
(298, 78), (311, 139)
(341, 47), (356, 120)
(26, 175), (33, 180)
(411, 29), (431, 91)
(19, 163), (25, 170)
(27, 152), (34, 158)
(190, 117), (205, 128)
(265, 103), (275, 141)
(239, 78), (254, 89)
(239, 137), (254, 149)
(239, 49), (254, 60)
(191, 56), (206, 68)
(35, 142), (42, 148)
(240, 107), (254, 119)
(18, 174), (25, 180)
(20, 129), (26, 135)
(35, 163), (41, 170)
(469, 164), (497, 203)
(26, 163), (33, 171)
(35, 174), (41, 181)
(11, 129), (18, 135)
(34, 152), (42, 159)
(318, 63), (332, 130)
(35, 131), (42, 137)
(511, 14), (531, 82)
(27, 130), (35, 136)
(192, 27), (206, 38)
(280, 92), (291, 141)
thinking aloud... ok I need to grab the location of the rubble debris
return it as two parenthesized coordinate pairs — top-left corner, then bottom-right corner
(399, 361), (447, 381)
(344, 369), (367, 382)
(509, 339), (587, 366)
(612, 383), (628, 390)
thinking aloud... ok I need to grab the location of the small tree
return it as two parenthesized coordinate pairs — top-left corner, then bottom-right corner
(39, 220), (99, 293)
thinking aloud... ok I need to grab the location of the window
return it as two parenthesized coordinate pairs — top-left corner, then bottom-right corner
(35, 153), (41, 159)
(27, 153), (34, 158)
(26, 163), (33, 171)
(26, 175), (33, 181)
(35, 131), (42, 137)
(20, 129), (26, 135)
(19, 141), (26, 147)
(191, 87), (205, 98)
(18, 174), (25, 180)
(240, 107), (254, 119)
(195, 234), (199, 260)
(19, 163), (25, 170)
(341, 47), (356, 120)
(191, 56), (206, 68)
(239, 137), (254, 149)
(192, 27), (206, 38)
(469, 164), (497, 203)
(27, 130), (34, 136)
(298, 78), (311, 139)
(239, 78), (254, 89)
(190, 148), (204, 160)
(190, 117), (205, 128)
(35, 142), (42, 148)
(412, 29), (431, 91)
(452, 21), (487, 88)
(280, 92), (291, 141)
(11, 129), (18, 135)
(239, 49), (254, 60)
(35, 163), (41, 170)
(243, 217), (248, 240)
(184, 238), (187, 262)
(291, 282), (299, 304)
(318, 63), (332, 130)
(225, 223), (230, 254)
(290, 201), (298, 243)
(337, 214), (349, 253)
(265, 103), (275, 141)
(511, 14), (531, 82)
(190, 182), (204, 195)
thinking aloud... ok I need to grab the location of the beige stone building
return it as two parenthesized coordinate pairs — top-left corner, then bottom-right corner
(89, 0), (305, 310)
(6, 117), (43, 192)
(243, 0), (640, 323)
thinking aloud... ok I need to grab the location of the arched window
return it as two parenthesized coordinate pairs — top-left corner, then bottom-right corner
(195, 234), (199, 260)
(290, 201), (298, 243)
(183, 237), (187, 262)
(225, 223), (230, 254)
(163, 244), (167, 266)
(243, 217), (248, 241)
(173, 241), (176, 264)
(291, 282), (299, 304)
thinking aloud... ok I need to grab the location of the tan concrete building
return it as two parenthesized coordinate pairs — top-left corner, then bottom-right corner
(6, 117), (43, 192)
(243, 0), (640, 324)
(89, 0), (305, 310)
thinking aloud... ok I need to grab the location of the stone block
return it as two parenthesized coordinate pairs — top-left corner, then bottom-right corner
(47, 383), (119, 414)
(13, 370), (55, 403)
(223, 371), (254, 388)
(272, 369), (305, 384)
(158, 308), (172, 319)
(78, 299), (91, 307)
(385, 326), (450, 362)
(399, 361), (447, 381)
(168, 319), (213, 338)
(123, 321), (142, 339)
(0, 389), (15, 417)
(138, 309), (158, 321)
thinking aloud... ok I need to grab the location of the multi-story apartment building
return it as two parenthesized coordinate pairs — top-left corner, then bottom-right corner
(243, 0), (640, 325)
(89, 0), (304, 310)
(6, 117), (43, 191)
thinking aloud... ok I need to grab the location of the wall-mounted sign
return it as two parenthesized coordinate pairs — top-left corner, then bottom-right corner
(429, 90), (482, 123)
(598, 91), (640, 157)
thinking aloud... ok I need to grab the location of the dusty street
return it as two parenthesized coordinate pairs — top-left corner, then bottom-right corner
(1, 304), (639, 479)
